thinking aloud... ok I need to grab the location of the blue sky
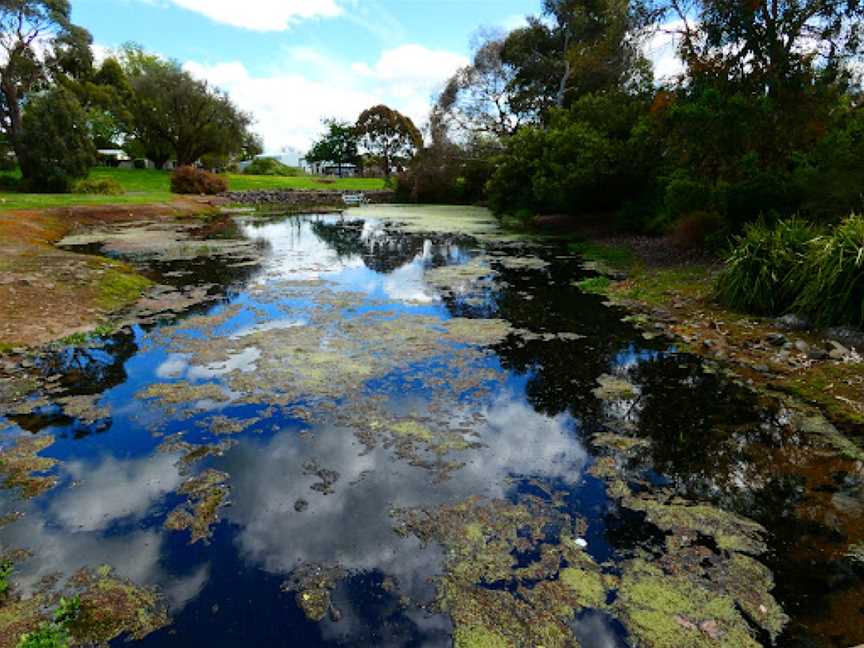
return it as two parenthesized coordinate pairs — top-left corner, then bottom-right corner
(71, 0), (546, 152)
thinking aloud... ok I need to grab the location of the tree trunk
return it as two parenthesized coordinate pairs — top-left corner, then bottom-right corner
(2, 79), (31, 178)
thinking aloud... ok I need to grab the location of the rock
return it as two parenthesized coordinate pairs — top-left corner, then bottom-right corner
(294, 499), (309, 513)
(767, 333), (787, 347)
(328, 605), (343, 623)
(752, 364), (770, 374)
(776, 313), (811, 331)
(794, 340), (810, 353)
(808, 349), (829, 361)
(825, 327), (864, 351)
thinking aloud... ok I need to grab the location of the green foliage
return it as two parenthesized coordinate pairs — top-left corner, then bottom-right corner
(19, 88), (96, 193)
(243, 158), (302, 177)
(487, 118), (615, 215)
(0, 559), (13, 596)
(17, 596), (80, 648)
(576, 276), (612, 295)
(715, 218), (817, 316)
(120, 46), (254, 167)
(170, 166), (227, 195)
(306, 119), (360, 168)
(72, 177), (125, 195)
(792, 215), (864, 326)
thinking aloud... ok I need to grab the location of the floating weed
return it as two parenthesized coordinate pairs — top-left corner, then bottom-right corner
(394, 497), (609, 648)
(165, 470), (231, 544)
(592, 374), (639, 401)
(1, 568), (166, 648)
(614, 559), (760, 648)
(0, 437), (58, 499)
(622, 495), (768, 554)
(281, 564), (346, 623)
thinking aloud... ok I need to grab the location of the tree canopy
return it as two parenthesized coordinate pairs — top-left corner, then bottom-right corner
(306, 118), (360, 171)
(355, 105), (422, 176)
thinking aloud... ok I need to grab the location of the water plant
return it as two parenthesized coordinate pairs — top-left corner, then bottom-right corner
(714, 217), (817, 315)
(0, 560), (13, 596)
(17, 596), (80, 648)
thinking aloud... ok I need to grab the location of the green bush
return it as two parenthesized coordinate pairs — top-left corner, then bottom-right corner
(72, 178), (126, 195)
(486, 121), (616, 216)
(715, 217), (817, 315)
(243, 157), (303, 176)
(19, 88), (96, 193)
(792, 214), (864, 326)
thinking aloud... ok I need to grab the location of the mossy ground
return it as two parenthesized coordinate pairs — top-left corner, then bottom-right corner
(0, 202), (214, 348)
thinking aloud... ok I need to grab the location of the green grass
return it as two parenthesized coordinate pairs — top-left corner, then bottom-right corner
(569, 240), (636, 271)
(575, 276), (613, 295)
(226, 174), (386, 191)
(0, 167), (387, 212)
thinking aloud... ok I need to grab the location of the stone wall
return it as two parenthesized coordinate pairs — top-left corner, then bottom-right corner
(221, 189), (395, 207)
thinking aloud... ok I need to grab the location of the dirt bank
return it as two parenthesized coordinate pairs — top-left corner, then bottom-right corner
(0, 197), (221, 349)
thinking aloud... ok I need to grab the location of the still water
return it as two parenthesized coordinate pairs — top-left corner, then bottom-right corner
(0, 206), (861, 647)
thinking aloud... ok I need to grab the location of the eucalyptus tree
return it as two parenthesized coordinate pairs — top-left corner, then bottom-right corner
(355, 105), (422, 177)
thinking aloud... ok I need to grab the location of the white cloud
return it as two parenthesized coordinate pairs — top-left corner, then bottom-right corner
(645, 20), (688, 81)
(166, 0), (342, 31)
(184, 44), (468, 152)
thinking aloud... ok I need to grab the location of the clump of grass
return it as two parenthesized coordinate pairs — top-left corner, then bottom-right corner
(576, 276), (612, 295)
(792, 214), (864, 326)
(714, 217), (817, 315)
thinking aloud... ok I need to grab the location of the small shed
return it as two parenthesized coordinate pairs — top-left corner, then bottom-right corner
(97, 149), (133, 169)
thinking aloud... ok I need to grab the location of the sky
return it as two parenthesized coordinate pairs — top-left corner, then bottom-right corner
(69, 0), (544, 153)
(71, 1), (682, 154)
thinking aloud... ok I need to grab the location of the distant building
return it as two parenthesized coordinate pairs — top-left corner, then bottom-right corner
(303, 160), (358, 177)
(239, 148), (305, 172)
(97, 149), (133, 169)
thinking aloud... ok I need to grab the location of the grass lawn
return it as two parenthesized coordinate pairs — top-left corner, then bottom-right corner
(0, 167), (388, 212)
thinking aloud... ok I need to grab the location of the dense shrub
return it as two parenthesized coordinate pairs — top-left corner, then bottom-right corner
(243, 157), (303, 176)
(170, 166), (228, 195)
(792, 215), (864, 326)
(486, 121), (616, 215)
(72, 178), (126, 195)
(671, 211), (724, 250)
(715, 217), (817, 315)
(396, 143), (493, 204)
(19, 88), (96, 193)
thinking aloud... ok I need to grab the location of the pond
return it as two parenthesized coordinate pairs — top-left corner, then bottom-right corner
(0, 205), (862, 647)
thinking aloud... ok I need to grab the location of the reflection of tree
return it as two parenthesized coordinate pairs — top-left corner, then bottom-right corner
(9, 330), (141, 434)
(311, 219), (475, 274)
(490, 254), (651, 420)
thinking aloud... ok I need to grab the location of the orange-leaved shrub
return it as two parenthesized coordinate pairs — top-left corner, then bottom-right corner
(170, 166), (228, 195)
